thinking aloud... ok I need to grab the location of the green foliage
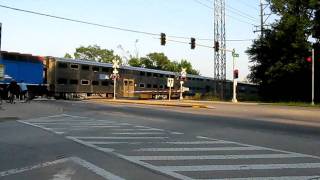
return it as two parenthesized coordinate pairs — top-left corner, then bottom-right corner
(247, 0), (320, 101)
(66, 45), (122, 64)
(64, 53), (73, 59)
(128, 52), (200, 75)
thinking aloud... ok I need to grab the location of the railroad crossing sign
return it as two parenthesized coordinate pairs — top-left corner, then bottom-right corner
(0, 64), (4, 80)
(167, 78), (174, 88)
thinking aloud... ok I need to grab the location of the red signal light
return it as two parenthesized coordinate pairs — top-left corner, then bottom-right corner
(306, 57), (312, 63)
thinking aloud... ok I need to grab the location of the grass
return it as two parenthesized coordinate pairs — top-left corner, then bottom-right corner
(263, 102), (320, 108)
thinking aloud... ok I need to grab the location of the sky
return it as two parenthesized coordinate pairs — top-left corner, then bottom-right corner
(0, 0), (269, 81)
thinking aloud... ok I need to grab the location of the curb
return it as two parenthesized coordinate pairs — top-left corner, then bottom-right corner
(88, 99), (209, 109)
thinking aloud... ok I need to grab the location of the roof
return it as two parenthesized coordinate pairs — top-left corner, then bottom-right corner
(55, 57), (215, 80)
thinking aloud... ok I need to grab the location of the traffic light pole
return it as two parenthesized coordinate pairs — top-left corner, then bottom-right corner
(312, 48), (315, 106)
(232, 49), (239, 103)
(232, 54), (238, 103)
(113, 77), (116, 100)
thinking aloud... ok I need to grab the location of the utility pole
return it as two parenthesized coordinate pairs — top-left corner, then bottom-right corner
(312, 48), (315, 106)
(254, 0), (272, 37)
(0, 22), (2, 52)
(214, 0), (226, 100)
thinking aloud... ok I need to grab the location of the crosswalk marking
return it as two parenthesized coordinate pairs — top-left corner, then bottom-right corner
(128, 153), (307, 161)
(164, 141), (231, 145)
(112, 129), (164, 131)
(159, 163), (320, 171)
(206, 176), (320, 180)
(20, 114), (320, 180)
(73, 136), (169, 140)
(137, 146), (266, 152)
(111, 132), (165, 135)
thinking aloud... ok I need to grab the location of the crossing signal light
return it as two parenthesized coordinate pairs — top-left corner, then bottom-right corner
(214, 41), (219, 52)
(234, 69), (239, 79)
(160, 33), (166, 46)
(191, 38), (196, 49)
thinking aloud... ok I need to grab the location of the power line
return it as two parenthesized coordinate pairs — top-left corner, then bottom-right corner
(0, 4), (159, 36)
(0, 4), (254, 43)
(196, 0), (258, 22)
(191, 0), (256, 25)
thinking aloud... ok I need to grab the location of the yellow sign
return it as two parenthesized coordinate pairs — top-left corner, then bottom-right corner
(0, 64), (4, 79)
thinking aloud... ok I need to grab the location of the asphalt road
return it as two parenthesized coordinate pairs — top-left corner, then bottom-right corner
(1, 100), (320, 180)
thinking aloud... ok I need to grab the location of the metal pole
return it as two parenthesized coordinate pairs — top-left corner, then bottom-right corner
(169, 86), (171, 101)
(232, 54), (237, 103)
(180, 81), (183, 100)
(312, 48), (315, 106)
(113, 78), (116, 100)
(260, 0), (264, 38)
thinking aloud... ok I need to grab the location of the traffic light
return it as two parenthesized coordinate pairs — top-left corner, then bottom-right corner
(160, 33), (166, 46)
(306, 56), (312, 63)
(233, 69), (239, 79)
(190, 38), (196, 49)
(214, 41), (219, 52)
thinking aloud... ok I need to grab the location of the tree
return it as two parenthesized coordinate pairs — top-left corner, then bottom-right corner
(64, 53), (73, 59)
(246, 0), (317, 101)
(128, 52), (200, 75)
(65, 45), (122, 64)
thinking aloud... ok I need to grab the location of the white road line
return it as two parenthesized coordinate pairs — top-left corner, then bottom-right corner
(197, 136), (320, 160)
(86, 142), (134, 145)
(128, 153), (307, 161)
(206, 176), (320, 180)
(70, 157), (125, 180)
(70, 126), (122, 128)
(111, 132), (165, 135)
(159, 163), (320, 172)
(170, 132), (184, 135)
(164, 141), (231, 145)
(112, 129), (164, 131)
(66, 137), (114, 152)
(137, 146), (266, 152)
(71, 136), (168, 140)
(0, 158), (69, 177)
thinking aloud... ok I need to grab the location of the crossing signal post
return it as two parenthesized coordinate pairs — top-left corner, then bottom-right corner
(112, 59), (120, 100)
(191, 38), (196, 49)
(0, 23), (2, 52)
(180, 68), (187, 100)
(160, 33), (166, 46)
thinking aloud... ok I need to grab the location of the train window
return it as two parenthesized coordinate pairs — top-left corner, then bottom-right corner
(81, 65), (90, 71)
(153, 73), (158, 77)
(102, 67), (110, 72)
(58, 62), (68, 69)
(153, 84), (158, 88)
(140, 72), (146, 76)
(101, 81), (109, 86)
(92, 81), (99, 86)
(81, 80), (90, 85)
(92, 67), (100, 72)
(165, 75), (170, 78)
(70, 64), (79, 70)
(70, 79), (78, 85)
(159, 74), (164, 78)
(187, 77), (191, 81)
(147, 84), (152, 88)
(159, 85), (164, 89)
(170, 75), (175, 78)
(139, 83), (145, 88)
(147, 72), (152, 77)
(124, 81), (128, 86)
(57, 78), (68, 84)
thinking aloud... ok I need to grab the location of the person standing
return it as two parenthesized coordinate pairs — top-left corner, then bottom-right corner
(18, 80), (28, 101)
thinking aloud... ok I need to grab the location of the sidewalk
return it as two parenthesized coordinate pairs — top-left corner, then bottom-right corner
(87, 99), (210, 109)
(0, 100), (63, 120)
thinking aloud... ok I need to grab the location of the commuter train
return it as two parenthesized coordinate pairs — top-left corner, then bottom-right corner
(0, 51), (259, 100)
